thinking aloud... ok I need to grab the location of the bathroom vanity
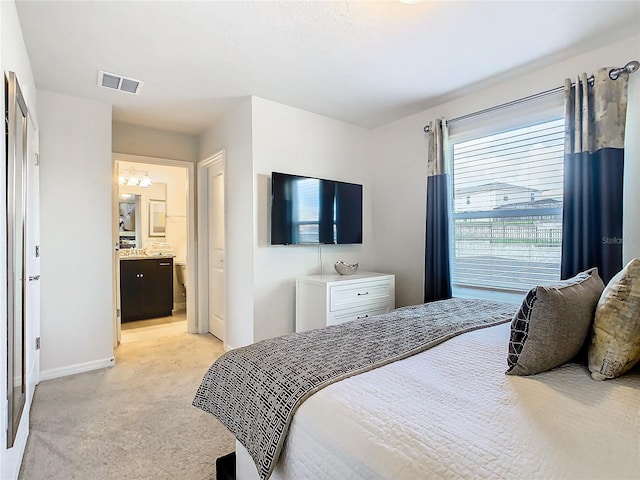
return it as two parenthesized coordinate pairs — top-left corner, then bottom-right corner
(120, 257), (174, 322)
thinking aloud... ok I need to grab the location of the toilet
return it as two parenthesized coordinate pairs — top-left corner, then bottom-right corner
(175, 262), (187, 299)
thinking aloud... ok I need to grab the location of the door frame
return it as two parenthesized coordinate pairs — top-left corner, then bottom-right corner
(2, 71), (39, 476)
(112, 153), (198, 337)
(196, 150), (227, 339)
(112, 161), (121, 347)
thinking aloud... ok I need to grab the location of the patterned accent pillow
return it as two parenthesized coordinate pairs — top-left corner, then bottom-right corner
(588, 258), (640, 381)
(507, 289), (536, 368)
(506, 268), (605, 376)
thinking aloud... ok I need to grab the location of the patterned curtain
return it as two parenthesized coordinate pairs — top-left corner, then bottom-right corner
(561, 68), (629, 284)
(424, 119), (452, 302)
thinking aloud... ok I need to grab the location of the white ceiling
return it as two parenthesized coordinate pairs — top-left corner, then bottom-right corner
(15, 1), (640, 136)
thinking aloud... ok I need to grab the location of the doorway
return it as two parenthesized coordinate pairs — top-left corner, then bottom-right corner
(112, 154), (197, 347)
(197, 151), (227, 344)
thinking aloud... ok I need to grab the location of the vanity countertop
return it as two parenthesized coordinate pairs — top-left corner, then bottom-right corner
(119, 254), (175, 261)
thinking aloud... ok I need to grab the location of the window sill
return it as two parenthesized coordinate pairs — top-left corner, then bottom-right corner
(452, 285), (525, 305)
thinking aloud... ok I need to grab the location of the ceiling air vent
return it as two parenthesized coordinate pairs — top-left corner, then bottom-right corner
(97, 70), (143, 95)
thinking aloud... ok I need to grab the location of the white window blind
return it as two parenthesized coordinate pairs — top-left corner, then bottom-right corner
(449, 114), (565, 293)
(293, 178), (321, 244)
(292, 178), (337, 244)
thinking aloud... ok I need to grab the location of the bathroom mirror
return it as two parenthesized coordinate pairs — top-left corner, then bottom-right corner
(118, 194), (141, 249)
(5, 71), (28, 448)
(118, 177), (166, 245)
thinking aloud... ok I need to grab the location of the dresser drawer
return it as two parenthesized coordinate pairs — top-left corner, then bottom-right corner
(329, 280), (391, 312)
(328, 304), (391, 326)
(296, 272), (395, 333)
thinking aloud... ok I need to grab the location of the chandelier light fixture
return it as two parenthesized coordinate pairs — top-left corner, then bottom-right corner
(118, 168), (152, 188)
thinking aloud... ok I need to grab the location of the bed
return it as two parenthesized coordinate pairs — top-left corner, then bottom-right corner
(194, 297), (640, 480)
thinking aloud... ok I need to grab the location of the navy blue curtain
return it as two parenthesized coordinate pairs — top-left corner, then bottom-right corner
(424, 119), (452, 302)
(425, 173), (452, 302)
(561, 149), (624, 284)
(560, 70), (629, 284)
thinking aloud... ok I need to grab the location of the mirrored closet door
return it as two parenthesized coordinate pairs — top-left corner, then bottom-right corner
(5, 71), (28, 448)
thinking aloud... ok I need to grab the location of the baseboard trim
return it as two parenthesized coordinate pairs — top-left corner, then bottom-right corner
(40, 357), (116, 381)
(172, 302), (186, 314)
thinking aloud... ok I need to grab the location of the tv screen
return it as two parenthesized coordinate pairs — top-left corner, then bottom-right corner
(270, 172), (363, 245)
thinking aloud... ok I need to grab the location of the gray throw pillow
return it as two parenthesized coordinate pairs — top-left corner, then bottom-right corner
(506, 268), (605, 376)
(588, 258), (640, 381)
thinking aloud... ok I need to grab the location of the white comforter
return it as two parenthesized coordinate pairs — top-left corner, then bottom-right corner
(265, 322), (640, 480)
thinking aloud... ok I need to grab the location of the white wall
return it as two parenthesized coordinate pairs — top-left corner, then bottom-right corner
(199, 96), (375, 343)
(38, 90), (114, 377)
(623, 70), (640, 264)
(199, 98), (254, 349)
(112, 122), (198, 162)
(0, 1), (40, 477)
(370, 33), (640, 308)
(118, 163), (187, 257)
(251, 97), (374, 341)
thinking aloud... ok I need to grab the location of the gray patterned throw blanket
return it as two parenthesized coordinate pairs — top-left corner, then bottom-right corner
(193, 298), (517, 480)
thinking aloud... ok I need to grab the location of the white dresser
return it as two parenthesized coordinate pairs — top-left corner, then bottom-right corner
(295, 272), (395, 332)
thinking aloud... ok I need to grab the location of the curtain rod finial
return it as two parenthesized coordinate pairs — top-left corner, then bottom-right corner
(626, 60), (640, 74)
(609, 60), (639, 80)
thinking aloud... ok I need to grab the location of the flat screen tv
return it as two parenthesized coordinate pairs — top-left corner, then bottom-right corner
(270, 172), (363, 245)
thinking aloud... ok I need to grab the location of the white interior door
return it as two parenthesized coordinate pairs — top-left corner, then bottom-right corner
(25, 119), (40, 386)
(18, 118), (39, 470)
(4, 72), (37, 464)
(208, 162), (225, 340)
(113, 161), (121, 346)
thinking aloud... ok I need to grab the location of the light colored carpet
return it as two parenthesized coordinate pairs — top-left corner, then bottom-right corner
(19, 321), (235, 480)
(121, 313), (187, 331)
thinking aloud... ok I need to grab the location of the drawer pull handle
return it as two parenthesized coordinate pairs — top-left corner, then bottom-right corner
(159, 262), (171, 266)
(357, 314), (369, 319)
(357, 292), (369, 296)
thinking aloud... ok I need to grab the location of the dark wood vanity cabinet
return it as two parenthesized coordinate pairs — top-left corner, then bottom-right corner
(120, 258), (174, 322)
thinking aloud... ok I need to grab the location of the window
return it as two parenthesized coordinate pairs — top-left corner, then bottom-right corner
(292, 178), (337, 244)
(449, 117), (565, 292)
(292, 178), (321, 243)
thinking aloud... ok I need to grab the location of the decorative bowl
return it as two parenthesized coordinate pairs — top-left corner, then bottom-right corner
(334, 261), (359, 275)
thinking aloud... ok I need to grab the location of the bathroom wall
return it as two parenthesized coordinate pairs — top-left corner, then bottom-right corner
(119, 180), (167, 249)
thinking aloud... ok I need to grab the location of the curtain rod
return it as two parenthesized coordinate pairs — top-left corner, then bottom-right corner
(423, 60), (639, 133)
